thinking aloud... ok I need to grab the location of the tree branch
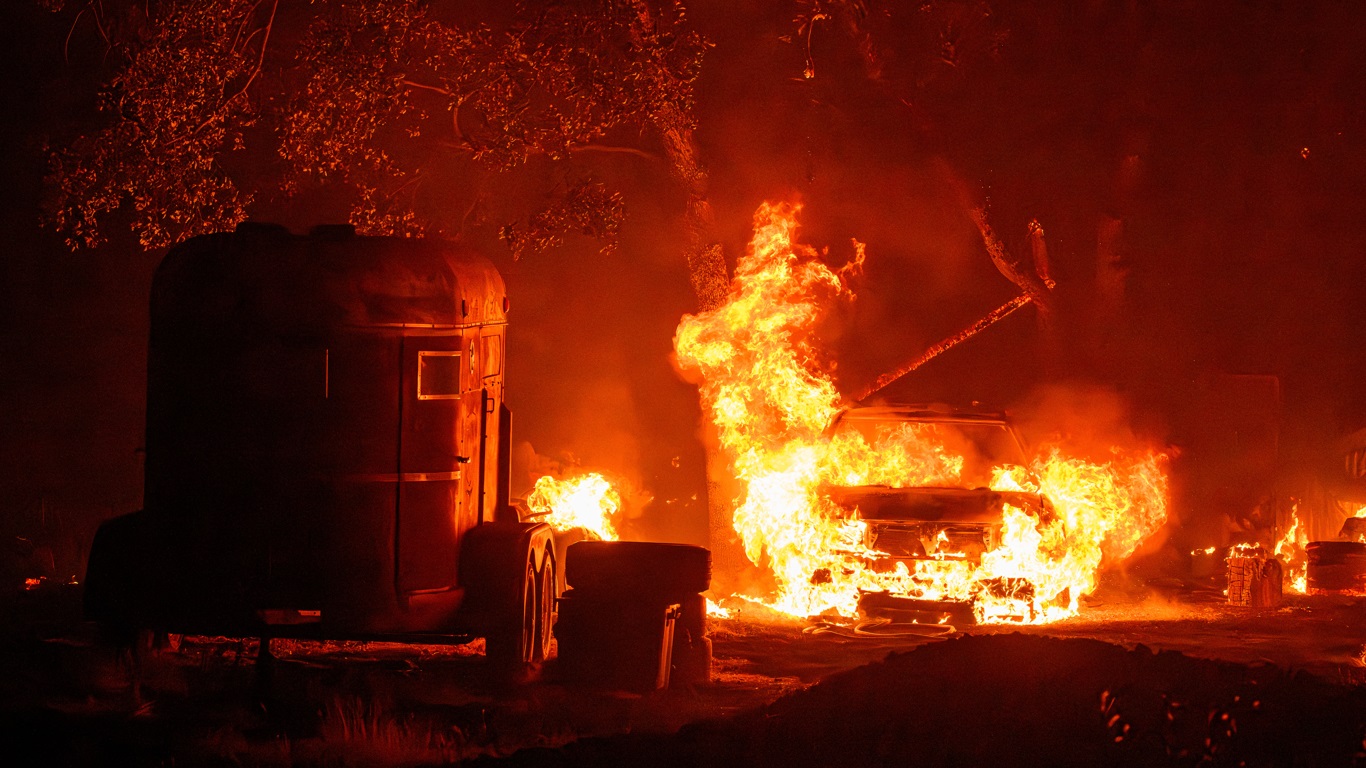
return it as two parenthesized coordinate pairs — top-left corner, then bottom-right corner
(938, 158), (1056, 318)
(571, 143), (659, 160)
(401, 78), (455, 97)
(194, 0), (275, 138)
(850, 293), (1033, 403)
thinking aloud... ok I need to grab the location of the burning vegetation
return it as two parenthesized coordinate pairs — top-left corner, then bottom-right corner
(674, 202), (1170, 624)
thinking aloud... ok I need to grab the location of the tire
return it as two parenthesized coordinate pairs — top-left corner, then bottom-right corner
(535, 554), (557, 662)
(565, 542), (710, 597)
(675, 592), (707, 640)
(486, 554), (538, 664)
(1307, 541), (1366, 594)
(672, 633), (712, 687)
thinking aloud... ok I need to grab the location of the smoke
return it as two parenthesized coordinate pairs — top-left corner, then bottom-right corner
(1008, 383), (1154, 464)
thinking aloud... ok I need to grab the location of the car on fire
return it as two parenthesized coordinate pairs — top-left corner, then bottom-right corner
(823, 404), (1053, 564)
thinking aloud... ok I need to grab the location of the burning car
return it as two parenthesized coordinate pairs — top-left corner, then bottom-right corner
(823, 404), (1053, 566)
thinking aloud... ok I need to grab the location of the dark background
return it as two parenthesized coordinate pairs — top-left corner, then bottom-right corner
(4, 1), (1366, 578)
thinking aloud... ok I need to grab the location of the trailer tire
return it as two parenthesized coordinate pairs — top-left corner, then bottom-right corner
(485, 557), (540, 669)
(535, 553), (558, 662)
(565, 542), (710, 596)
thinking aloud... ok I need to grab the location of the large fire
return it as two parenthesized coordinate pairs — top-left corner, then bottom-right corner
(674, 201), (1169, 624)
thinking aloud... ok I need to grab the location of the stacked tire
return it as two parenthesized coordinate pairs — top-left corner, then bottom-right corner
(555, 541), (712, 689)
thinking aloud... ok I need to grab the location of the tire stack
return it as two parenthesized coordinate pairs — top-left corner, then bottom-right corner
(1307, 541), (1366, 594)
(555, 541), (712, 691)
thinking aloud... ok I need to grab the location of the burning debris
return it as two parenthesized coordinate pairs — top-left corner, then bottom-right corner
(1223, 503), (1366, 599)
(675, 202), (1169, 625)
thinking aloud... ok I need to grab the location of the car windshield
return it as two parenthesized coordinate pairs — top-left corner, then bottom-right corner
(829, 415), (1028, 489)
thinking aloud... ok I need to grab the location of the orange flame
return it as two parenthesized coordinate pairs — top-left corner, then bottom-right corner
(526, 473), (621, 541)
(705, 597), (732, 619)
(1272, 506), (1308, 593)
(674, 201), (1169, 624)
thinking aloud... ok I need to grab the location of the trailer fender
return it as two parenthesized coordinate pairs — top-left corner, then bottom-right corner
(458, 521), (553, 635)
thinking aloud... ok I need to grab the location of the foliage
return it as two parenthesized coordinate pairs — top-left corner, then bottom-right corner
(44, 1), (268, 249)
(500, 180), (626, 260)
(42, 0), (707, 256)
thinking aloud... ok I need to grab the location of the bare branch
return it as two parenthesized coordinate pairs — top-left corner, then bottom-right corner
(401, 78), (455, 97)
(225, 0), (276, 109)
(965, 204), (1052, 308)
(850, 293), (1033, 403)
(63, 6), (87, 65)
(1027, 219), (1055, 289)
(938, 158), (1056, 318)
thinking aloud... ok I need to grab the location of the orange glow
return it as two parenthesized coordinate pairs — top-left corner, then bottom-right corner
(674, 201), (1170, 624)
(526, 473), (621, 541)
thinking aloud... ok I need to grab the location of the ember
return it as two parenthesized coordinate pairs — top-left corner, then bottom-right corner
(675, 203), (1170, 624)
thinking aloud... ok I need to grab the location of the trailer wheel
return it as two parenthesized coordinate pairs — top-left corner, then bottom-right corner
(536, 553), (558, 661)
(486, 558), (539, 668)
(565, 541), (710, 596)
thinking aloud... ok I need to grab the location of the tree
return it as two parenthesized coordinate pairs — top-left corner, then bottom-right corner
(41, 0), (726, 310)
(792, 0), (1150, 393)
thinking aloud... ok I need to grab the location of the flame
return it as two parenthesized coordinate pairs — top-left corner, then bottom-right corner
(1269, 504), (1308, 593)
(526, 473), (621, 541)
(705, 597), (732, 619)
(674, 201), (1169, 624)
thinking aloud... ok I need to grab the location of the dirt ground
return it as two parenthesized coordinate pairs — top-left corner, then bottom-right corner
(3, 574), (1366, 766)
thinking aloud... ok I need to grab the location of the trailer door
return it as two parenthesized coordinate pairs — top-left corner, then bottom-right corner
(395, 334), (469, 594)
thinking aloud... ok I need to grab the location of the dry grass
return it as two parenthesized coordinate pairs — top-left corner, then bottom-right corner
(192, 695), (469, 767)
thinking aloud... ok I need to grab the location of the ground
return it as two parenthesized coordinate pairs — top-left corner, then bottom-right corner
(3, 574), (1366, 766)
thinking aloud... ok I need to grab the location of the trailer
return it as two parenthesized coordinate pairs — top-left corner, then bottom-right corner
(84, 223), (556, 666)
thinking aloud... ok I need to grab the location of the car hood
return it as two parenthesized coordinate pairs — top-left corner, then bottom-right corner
(825, 486), (1050, 525)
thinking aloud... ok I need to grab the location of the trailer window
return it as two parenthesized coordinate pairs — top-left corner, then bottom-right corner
(417, 351), (461, 400)
(481, 335), (502, 378)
